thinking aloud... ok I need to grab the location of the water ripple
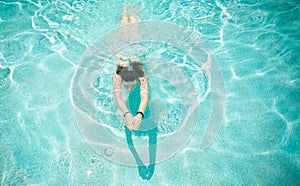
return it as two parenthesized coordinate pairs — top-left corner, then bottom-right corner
(255, 32), (286, 56)
(0, 67), (11, 94)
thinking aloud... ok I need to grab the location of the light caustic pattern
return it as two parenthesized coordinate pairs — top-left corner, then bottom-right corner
(71, 21), (225, 165)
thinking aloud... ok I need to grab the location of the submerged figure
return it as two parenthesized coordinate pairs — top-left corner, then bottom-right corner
(113, 61), (148, 130)
(112, 5), (156, 180)
(113, 5), (148, 131)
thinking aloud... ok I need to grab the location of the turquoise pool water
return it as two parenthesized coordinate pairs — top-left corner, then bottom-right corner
(1, 0), (299, 185)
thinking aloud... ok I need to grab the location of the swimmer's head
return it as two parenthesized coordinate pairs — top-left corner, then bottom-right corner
(116, 62), (144, 82)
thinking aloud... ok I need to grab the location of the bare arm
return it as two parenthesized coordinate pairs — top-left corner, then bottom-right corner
(113, 73), (129, 114)
(138, 76), (149, 114)
(131, 75), (149, 130)
(113, 72), (136, 130)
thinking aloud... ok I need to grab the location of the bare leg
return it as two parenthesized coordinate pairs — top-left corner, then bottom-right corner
(119, 5), (130, 26)
(128, 5), (141, 23)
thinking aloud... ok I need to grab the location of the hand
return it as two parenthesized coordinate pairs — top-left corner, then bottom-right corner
(132, 114), (142, 130)
(124, 112), (134, 130)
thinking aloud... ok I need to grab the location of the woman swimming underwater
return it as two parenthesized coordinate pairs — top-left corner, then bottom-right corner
(112, 5), (149, 131)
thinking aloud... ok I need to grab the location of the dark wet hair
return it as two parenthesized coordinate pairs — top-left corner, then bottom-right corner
(116, 62), (145, 82)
